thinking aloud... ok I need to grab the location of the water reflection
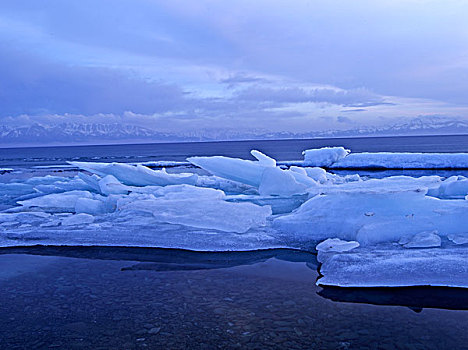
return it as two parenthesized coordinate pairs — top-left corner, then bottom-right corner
(0, 245), (318, 271)
(318, 286), (468, 311)
(2, 246), (468, 312)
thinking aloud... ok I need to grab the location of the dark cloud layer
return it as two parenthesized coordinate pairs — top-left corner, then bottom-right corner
(234, 86), (386, 107)
(0, 0), (467, 140)
(0, 47), (189, 116)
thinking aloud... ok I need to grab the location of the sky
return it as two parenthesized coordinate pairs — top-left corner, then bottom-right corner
(1, 0), (468, 136)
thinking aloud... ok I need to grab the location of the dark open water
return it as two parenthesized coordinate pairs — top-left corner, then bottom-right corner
(2, 134), (468, 168)
(1, 248), (468, 350)
(1, 135), (468, 349)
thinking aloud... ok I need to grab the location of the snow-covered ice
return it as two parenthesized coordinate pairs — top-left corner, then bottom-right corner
(2, 146), (468, 287)
(17, 190), (94, 212)
(316, 238), (360, 253)
(188, 150), (274, 187)
(427, 176), (468, 199)
(331, 152), (468, 169)
(60, 213), (95, 226)
(189, 150), (317, 196)
(448, 234), (468, 245)
(300, 147), (468, 169)
(317, 246), (468, 288)
(274, 186), (468, 245)
(302, 147), (350, 167)
(75, 198), (107, 215)
(117, 185), (271, 233)
(399, 230), (441, 248)
(69, 161), (198, 186)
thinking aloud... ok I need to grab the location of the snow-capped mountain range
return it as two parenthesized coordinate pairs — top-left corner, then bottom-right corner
(1, 117), (467, 146)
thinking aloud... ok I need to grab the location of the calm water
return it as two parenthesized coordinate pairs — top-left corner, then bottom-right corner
(2, 134), (468, 168)
(1, 136), (468, 349)
(0, 247), (468, 350)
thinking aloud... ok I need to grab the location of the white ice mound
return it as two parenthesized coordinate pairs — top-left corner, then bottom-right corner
(400, 230), (441, 248)
(316, 238), (360, 253)
(17, 191), (94, 212)
(250, 150), (276, 167)
(69, 161), (198, 186)
(322, 175), (441, 194)
(317, 246), (468, 288)
(99, 175), (130, 195)
(298, 147), (468, 169)
(427, 176), (468, 199)
(189, 150), (317, 196)
(75, 198), (107, 215)
(61, 213), (95, 226)
(259, 167), (317, 196)
(188, 151), (273, 187)
(4, 149), (468, 271)
(330, 152), (468, 169)
(448, 234), (468, 245)
(302, 147), (350, 167)
(118, 186), (272, 233)
(303, 167), (328, 184)
(274, 177), (468, 245)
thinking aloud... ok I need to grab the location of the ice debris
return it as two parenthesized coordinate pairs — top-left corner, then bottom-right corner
(119, 193), (272, 233)
(69, 161), (198, 186)
(399, 231), (441, 248)
(61, 213), (95, 226)
(316, 238), (360, 253)
(189, 150), (317, 196)
(302, 147), (350, 167)
(317, 247), (468, 288)
(316, 151), (468, 169)
(17, 191), (94, 212)
(427, 176), (468, 199)
(447, 234), (468, 245)
(2, 146), (468, 288)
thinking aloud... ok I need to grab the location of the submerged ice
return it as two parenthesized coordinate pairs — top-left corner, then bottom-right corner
(2, 146), (468, 287)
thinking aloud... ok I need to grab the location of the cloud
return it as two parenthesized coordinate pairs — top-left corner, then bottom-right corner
(234, 86), (386, 107)
(0, 46), (192, 116)
(342, 108), (367, 113)
(336, 116), (353, 123)
(219, 73), (269, 88)
(1, 0), (468, 143)
(4, 0), (468, 106)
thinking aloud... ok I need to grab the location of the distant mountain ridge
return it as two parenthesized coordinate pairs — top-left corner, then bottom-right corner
(1, 117), (468, 146)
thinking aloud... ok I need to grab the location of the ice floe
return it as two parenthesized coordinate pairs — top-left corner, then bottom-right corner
(119, 190), (271, 233)
(2, 146), (468, 287)
(302, 147), (350, 167)
(316, 238), (360, 253)
(17, 190), (94, 212)
(188, 150), (274, 187)
(274, 186), (468, 246)
(190, 150), (317, 196)
(399, 230), (441, 248)
(447, 234), (468, 245)
(69, 161), (198, 186)
(317, 246), (468, 288)
(60, 213), (95, 226)
(427, 175), (468, 199)
(300, 148), (468, 169)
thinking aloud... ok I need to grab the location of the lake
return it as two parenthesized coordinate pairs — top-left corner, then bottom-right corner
(1, 135), (468, 349)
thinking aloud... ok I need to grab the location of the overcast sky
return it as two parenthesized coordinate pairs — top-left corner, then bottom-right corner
(1, 0), (468, 133)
